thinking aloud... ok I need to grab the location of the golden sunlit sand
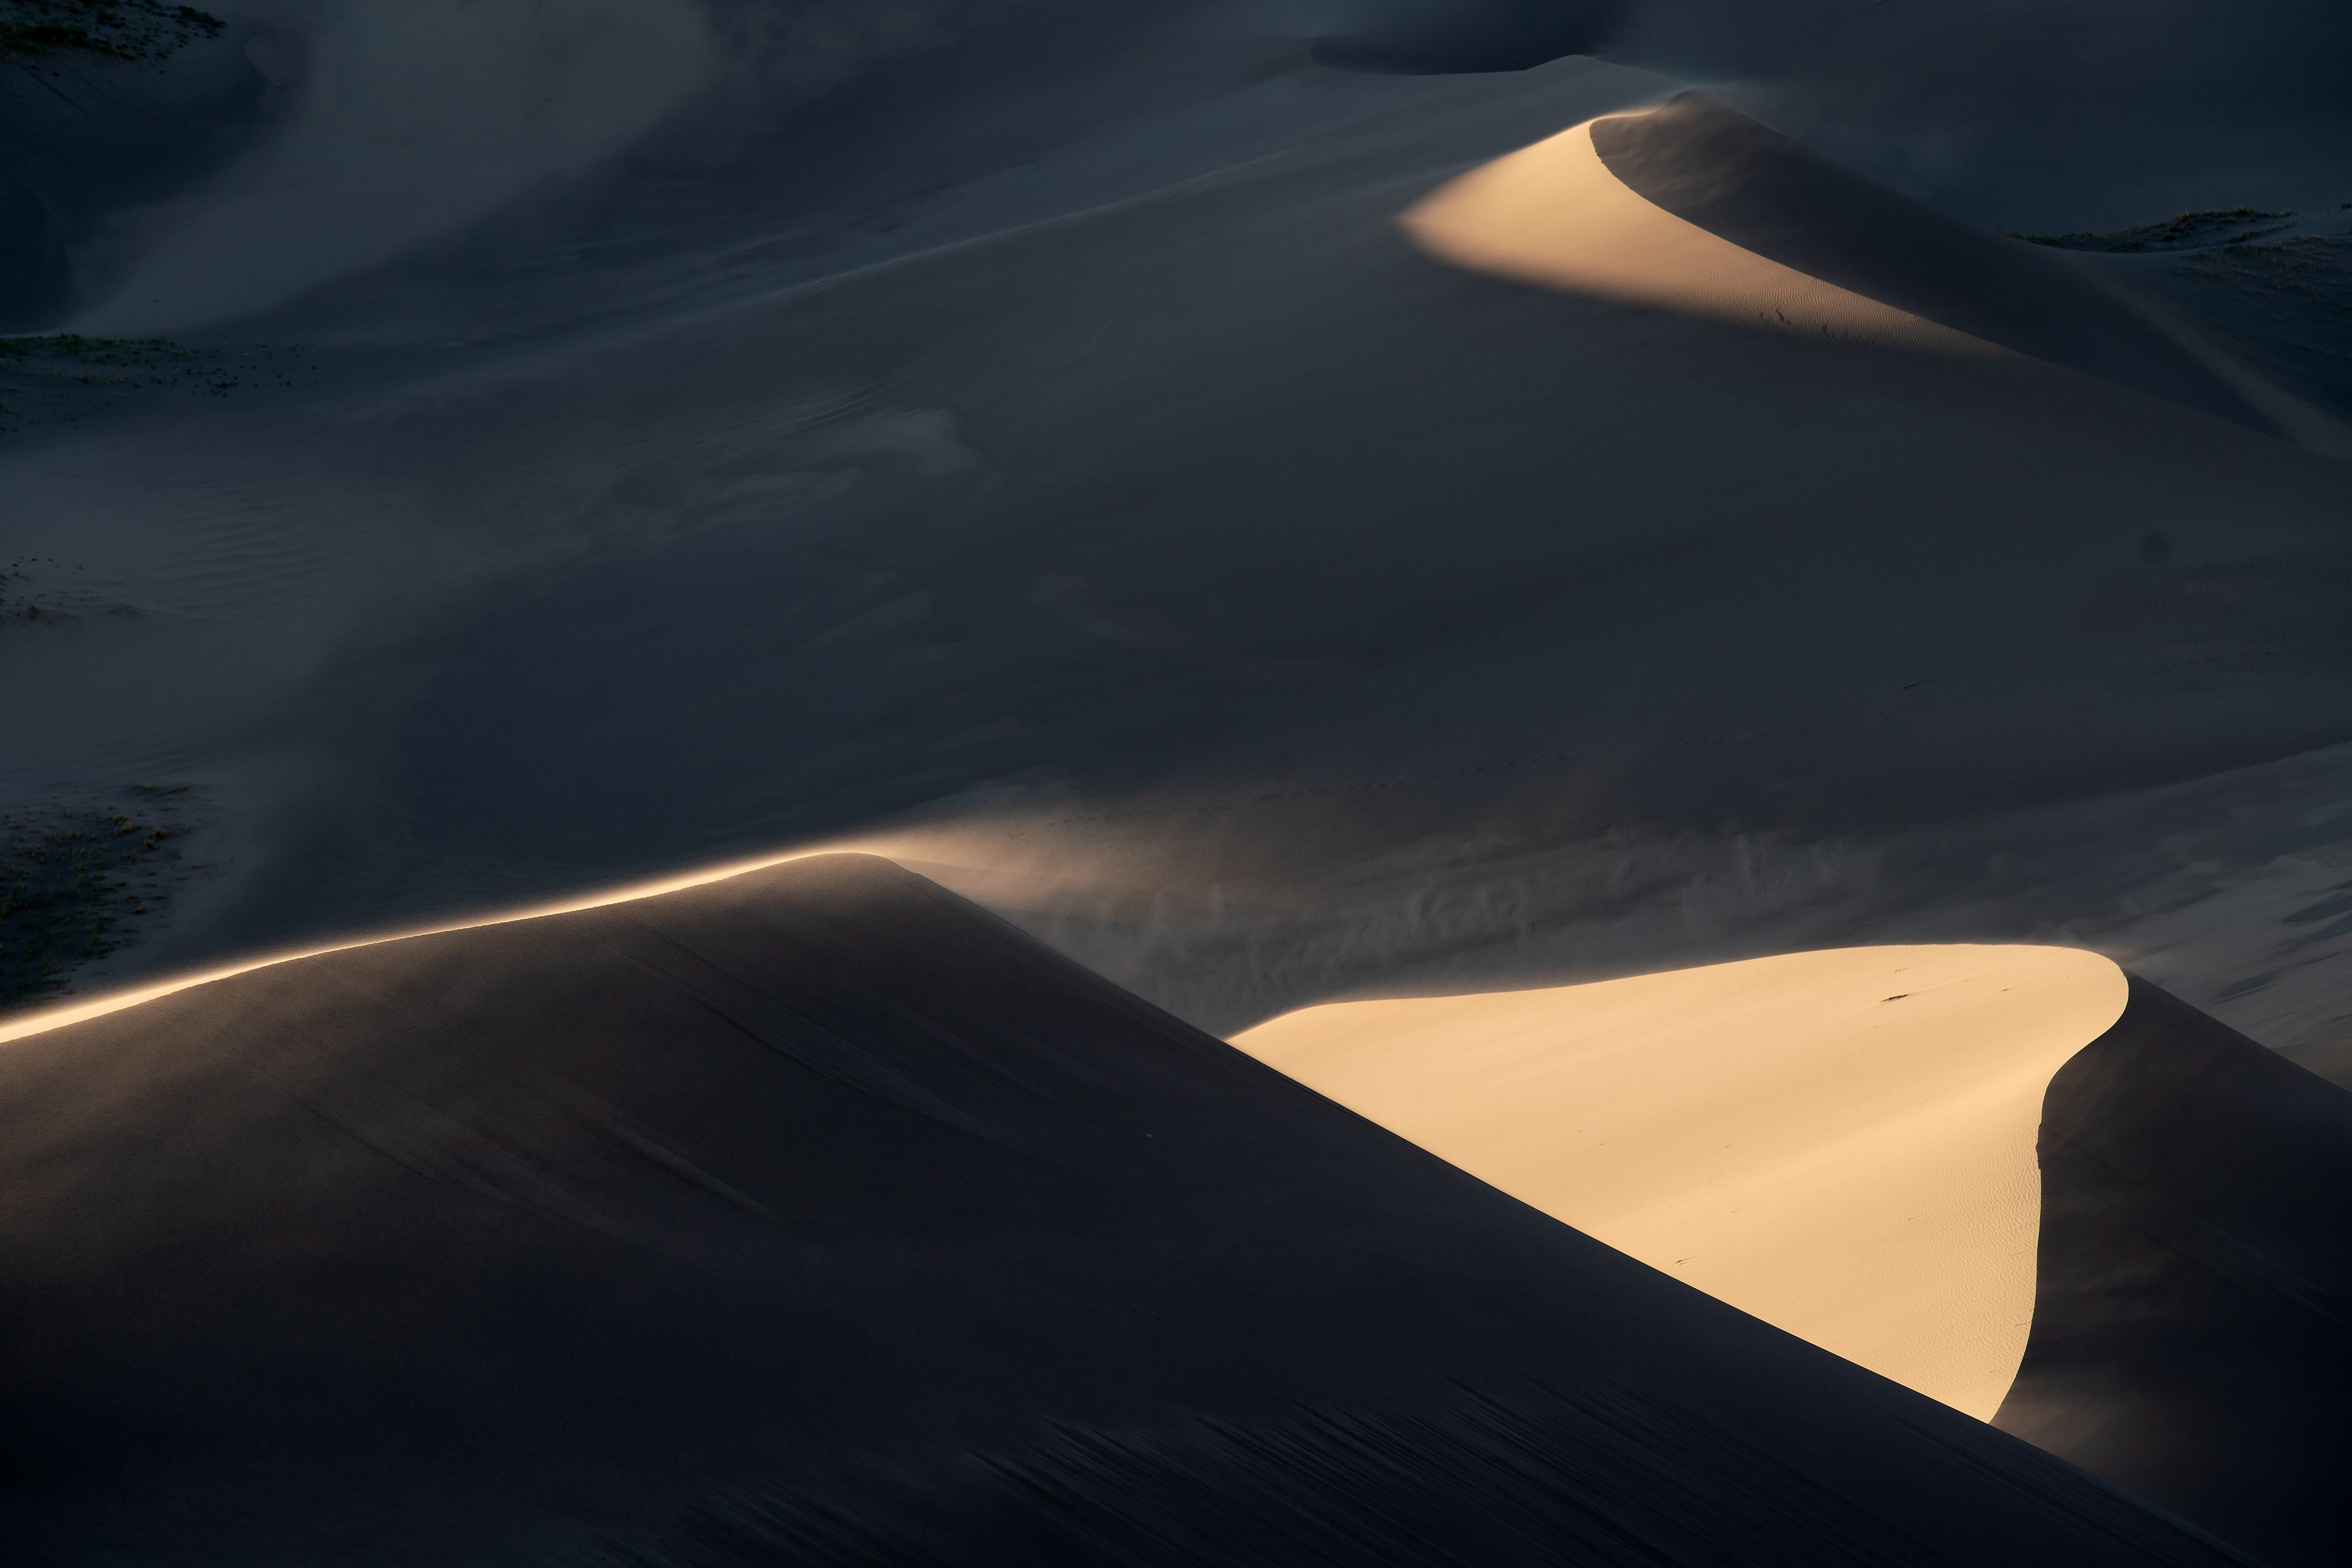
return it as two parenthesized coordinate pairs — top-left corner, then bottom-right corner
(1401, 110), (1991, 353)
(1231, 945), (2129, 1419)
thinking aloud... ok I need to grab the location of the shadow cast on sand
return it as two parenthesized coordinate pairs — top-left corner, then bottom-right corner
(1998, 975), (2352, 1568)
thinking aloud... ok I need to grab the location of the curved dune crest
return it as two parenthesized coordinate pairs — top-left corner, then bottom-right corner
(1232, 945), (2130, 1419)
(1400, 112), (1983, 353)
(1405, 91), (2283, 437)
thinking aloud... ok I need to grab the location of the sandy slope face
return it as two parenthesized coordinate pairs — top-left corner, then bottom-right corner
(0, 859), (2242, 1565)
(74, 0), (716, 335)
(1232, 945), (2130, 1418)
(1400, 115), (1985, 352)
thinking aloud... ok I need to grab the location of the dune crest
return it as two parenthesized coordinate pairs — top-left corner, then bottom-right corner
(1232, 945), (2129, 1418)
(1400, 112), (1981, 352)
(1405, 91), (2287, 439)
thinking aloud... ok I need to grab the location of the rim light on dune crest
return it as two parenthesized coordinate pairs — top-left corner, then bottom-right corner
(1232, 945), (2131, 1420)
(0, 836), (908, 1046)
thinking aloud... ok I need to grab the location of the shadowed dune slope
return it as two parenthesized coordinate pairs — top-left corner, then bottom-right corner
(0, 856), (2249, 1565)
(1995, 975), (2352, 1568)
(1314, 0), (1625, 74)
(1582, 93), (2279, 433)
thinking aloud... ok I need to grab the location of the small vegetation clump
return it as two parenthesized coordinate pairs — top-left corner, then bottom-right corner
(0, 787), (199, 1011)
(0, 0), (222, 66)
(0, 334), (309, 434)
(1, 560), (33, 623)
(2009, 208), (2295, 253)
(0, 333), (193, 367)
(3, 555), (138, 628)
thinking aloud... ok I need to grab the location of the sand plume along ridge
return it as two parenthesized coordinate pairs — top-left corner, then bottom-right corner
(1994, 975), (2352, 1568)
(1230, 945), (2131, 1420)
(1405, 91), (2289, 438)
(0, 856), (2251, 1565)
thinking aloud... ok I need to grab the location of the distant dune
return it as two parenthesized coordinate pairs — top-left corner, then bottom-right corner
(1232, 945), (2129, 1418)
(1407, 91), (2296, 439)
(0, 858), (2247, 1564)
(1403, 99), (1985, 354)
(1997, 977), (2352, 1568)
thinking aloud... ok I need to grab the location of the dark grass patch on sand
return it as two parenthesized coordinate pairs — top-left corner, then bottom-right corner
(0, 786), (200, 1011)
(2011, 208), (2295, 253)
(2, 555), (142, 627)
(0, 335), (312, 433)
(0, 1), (221, 67)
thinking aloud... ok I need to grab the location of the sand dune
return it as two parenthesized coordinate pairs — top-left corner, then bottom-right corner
(73, 0), (715, 336)
(1234, 949), (2352, 1562)
(1406, 92), (2284, 433)
(7, 6), (2352, 1563)
(1232, 945), (2129, 1418)
(1996, 976), (2352, 1568)
(1403, 102), (1984, 353)
(0, 857), (2247, 1564)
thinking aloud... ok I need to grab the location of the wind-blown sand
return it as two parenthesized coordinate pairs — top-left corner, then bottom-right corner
(1232, 945), (2128, 1418)
(0, 857), (2243, 1565)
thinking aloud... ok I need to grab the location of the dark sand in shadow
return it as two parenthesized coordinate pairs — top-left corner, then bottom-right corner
(1997, 975), (2352, 1567)
(0, 856), (2249, 1565)
(1590, 93), (2279, 433)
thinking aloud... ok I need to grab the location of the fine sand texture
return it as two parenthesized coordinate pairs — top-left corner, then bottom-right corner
(0, 857), (2249, 1566)
(1230, 945), (2130, 1419)
(1994, 976), (2352, 1568)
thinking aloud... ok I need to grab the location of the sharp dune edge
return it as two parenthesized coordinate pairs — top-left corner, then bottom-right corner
(1238, 951), (2352, 1567)
(1401, 105), (1989, 354)
(1231, 945), (2131, 1420)
(0, 858), (2256, 1565)
(1997, 978), (2352, 1568)
(1405, 91), (2322, 443)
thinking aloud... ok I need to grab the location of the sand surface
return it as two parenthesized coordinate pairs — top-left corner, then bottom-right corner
(5, 7), (2351, 1560)
(1996, 975), (2352, 1567)
(1233, 945), (2128, 1418)
(0, 857), (2242, 1565)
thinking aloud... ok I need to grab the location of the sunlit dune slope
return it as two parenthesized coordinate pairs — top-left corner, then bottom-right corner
(1405, 91), (2278, 436)
(0, 859), (2237, 1565)
(1996, 977), (2352, 1568)
(1401, 101), (1978, 353)
(1231, 945), (2129, 1419)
